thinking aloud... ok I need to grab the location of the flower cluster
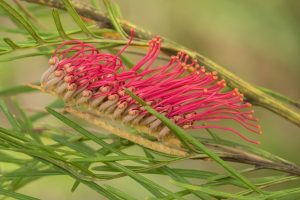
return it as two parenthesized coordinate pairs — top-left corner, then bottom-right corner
(40, 30), (261, 144)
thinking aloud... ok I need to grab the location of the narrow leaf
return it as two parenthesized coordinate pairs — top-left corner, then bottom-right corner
(258, 86), (300, 108)
(0, 188), (39, 200)
(61, 0), (93, 36)
(3, 38), (20, 49)
(52, 9), (70, 40)
(104, 185), (138, 200)
(0, 100), (20, 130)
(171, 180), (261, 200)
(0, 0), (44, 43)
(103, 0), (128, 38)
(0, 83), (38, 97)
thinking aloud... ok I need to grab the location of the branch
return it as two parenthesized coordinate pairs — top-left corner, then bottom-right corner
(20, 0), (300, 127)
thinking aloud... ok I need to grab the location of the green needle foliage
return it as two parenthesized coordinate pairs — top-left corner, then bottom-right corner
(0, 0), (299, 199)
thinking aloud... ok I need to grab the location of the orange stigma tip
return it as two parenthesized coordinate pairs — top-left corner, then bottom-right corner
(54, 70), (63, 77)
(213, 76), (218, 80)
(182, 124), (191, 129)
(118, 102), (127, 109)
(67, 83), (76, 90)
(63, 63), (71, 69)
(64, 75), (73, 82)
(100, 86), (109, 93)
(48, 57), (57, 65)
(78, 79), (87, 84)
(257, 125), (261, 129)
(233, 88), (239, 94)
(129, 109), (138, 115)
(212, 71), (218, 75)
(66, 66), (74, 73)
(255, 141), (261, 145)
(203, 88), (208, 93)
(109, 94), (118, 100)
(82, 90), (92, 97)
(245, 102), (252, 107)
(139, 106), (146, 111)
(117, 90), (125, 96)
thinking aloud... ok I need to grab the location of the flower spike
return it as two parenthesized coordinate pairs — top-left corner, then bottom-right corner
(40, 30), (261, 145)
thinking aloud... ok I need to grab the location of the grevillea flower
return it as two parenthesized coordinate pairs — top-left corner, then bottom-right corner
(40, 30), (261, 144)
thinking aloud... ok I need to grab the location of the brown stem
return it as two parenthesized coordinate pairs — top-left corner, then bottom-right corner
(21, 0), (300, 127)
(204, 143), (300, 176)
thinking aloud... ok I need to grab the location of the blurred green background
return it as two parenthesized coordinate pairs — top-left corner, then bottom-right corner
(0, 0), (299, 199)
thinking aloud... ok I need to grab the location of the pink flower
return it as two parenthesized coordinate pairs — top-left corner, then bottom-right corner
(40, 30), (261, 144)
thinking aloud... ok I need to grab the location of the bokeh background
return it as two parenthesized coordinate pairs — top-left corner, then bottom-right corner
(0, 0), (299, 199)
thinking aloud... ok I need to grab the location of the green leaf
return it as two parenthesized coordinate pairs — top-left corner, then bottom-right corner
(0, 83), (38, 97)
(30, 99), (64, 122)
(0, 0), (44, 43)
(103, 0), (128, 38)
(0, 100), (20, 130)
(171, 180), (261, 200)
(93, 165), (217, 179)
(0, 188), (39, 200)
(61, 0), (96, 37)
(258, 86), (300, 108)
(79, 181), (120, 200)
(104, 185), (138, 200)
(3, 38), (20, 49)
(266, 187), (300, 199)
(0, 51), (54, 62)
(46, 107), (126, 155)
(91, 0), (101, 10)
(69, 155), (162, 163)
(0, 151), (27, 164)
(109, 162), (185, 199)
(52, 9), (71, 40)
(143, 149), (213, 200)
